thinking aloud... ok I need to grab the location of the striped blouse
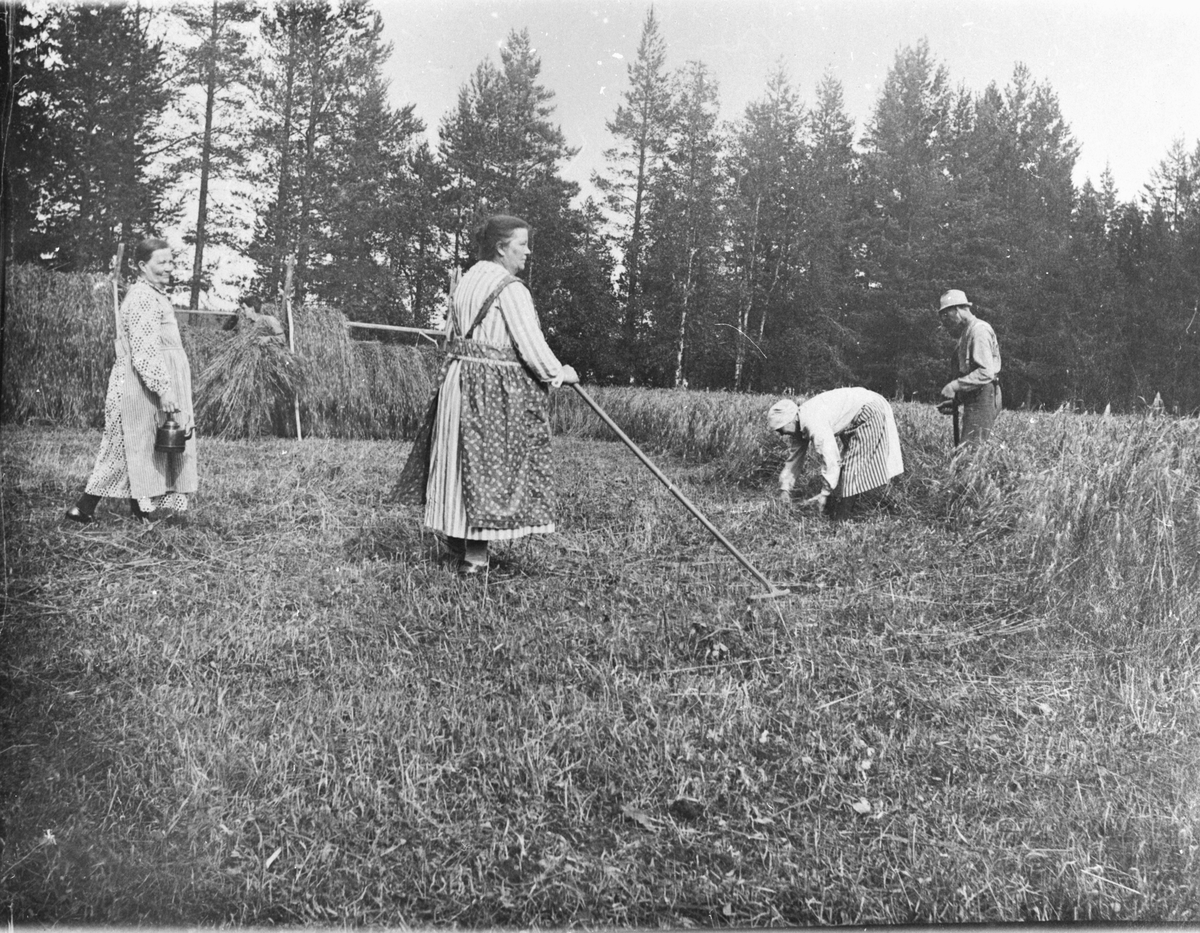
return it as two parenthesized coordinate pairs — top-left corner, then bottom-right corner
(447, 261), (565, 383)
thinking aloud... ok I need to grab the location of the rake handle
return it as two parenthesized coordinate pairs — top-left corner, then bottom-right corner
(570, 384), (781, 596)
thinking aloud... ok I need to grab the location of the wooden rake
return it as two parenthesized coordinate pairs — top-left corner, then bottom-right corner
(571, 385), (792, 601)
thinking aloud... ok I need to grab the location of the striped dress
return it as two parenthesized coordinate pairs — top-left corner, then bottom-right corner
(406, 260), (566, 542)
(84, 280), (198, 501)
(784, 387), (903, 498)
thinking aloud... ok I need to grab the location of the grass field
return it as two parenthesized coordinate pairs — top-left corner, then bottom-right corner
(2, 394), (1199, 924)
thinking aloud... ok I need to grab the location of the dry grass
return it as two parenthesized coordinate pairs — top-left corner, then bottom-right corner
(2, 266), (116, 427)
(2, 395), (1199, 924)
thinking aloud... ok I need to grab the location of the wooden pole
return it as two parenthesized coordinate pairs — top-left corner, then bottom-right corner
(570, 384), (789, 600)
(282, 256), (302, 440)
(111, 243), (125, 324)
(343, 320), (444, 344)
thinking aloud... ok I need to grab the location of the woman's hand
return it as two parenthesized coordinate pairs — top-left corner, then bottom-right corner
(159, 393), (180, 414)
(558, 364), (580, 385)
(800, 490), (829, 510)
(778, 468), (796, 501)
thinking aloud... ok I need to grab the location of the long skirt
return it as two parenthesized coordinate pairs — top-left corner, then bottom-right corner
(960, 382), (1002, 446)
(397, 339), (554, 541)
(85, 347), (198, 500)
(837, 398), (904, 497)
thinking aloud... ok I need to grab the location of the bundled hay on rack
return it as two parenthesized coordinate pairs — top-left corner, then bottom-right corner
(290, 300), (358, 437)
(179, 299), (436, 440)
(348, 341), (434, 438)
(290, 301), (434, 440)
(180, 326), (230, 378)
(3, 264), (115, 427)
(193, 325), (305, 439)
(3, 265), (434, 439)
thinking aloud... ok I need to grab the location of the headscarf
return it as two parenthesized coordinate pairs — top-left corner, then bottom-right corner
(767, 398), (799, 432)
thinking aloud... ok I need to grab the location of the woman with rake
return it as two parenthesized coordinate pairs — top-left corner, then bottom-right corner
(767, 387), (903, 516)
(65, 237), (197, 527)
(397, 215), (579, 575)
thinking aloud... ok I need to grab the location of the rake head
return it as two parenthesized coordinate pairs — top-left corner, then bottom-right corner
(748, 586), (795, 601)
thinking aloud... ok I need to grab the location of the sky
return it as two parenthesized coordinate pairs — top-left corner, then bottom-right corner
(376, 0), (1200, 204)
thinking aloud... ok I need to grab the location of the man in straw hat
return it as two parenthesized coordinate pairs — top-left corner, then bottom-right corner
(767, 388), (904, 515)
(937, 288), (1002, 446)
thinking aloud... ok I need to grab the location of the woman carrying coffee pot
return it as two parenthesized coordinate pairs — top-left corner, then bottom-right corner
(65, 236), (198, 526)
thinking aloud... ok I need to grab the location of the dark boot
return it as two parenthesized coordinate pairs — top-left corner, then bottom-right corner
(458, 540), (488, 575)
(65, 492), (100, 524)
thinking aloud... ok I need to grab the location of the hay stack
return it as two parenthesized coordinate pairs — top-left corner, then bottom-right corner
(290, 301), (434, 440)
(290, 300), (357, 438)
(3, 264), (115, 427)
(193, 325), (304, 439)
(3, 266), (434, 439)
(349, 342), (435, 438)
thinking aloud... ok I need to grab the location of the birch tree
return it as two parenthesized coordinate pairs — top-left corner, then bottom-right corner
(641, 61), (725, 388)
(725, 67), (804, 390)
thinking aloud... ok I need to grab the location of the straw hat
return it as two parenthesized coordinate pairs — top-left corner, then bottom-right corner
(938, 289), (971, 312)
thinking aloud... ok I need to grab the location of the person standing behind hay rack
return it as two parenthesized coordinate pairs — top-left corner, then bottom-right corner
(225, 293), (285, 343)
(396, 214), (579, 575)
(65, 237), (198, 526)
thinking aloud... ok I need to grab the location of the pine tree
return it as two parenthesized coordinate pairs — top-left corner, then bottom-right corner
(1133, 138), (1200, 408)
(439, 29), (576, 254)
(1144, 138), (1200, 232)
(9, 3), (170, 271)
(311, 79), (432, 323)
(437, 28), (619, 378)
(7, 3), (60, 263)
(393, 143), (455, 328)
(169, 0), (259, 307)
(855, 39), (957, 398)
(966, 64), (1080, 408)
(792, 73), (858, 390)
(251, 0), (381, 300)
(592, 8), (676, 370)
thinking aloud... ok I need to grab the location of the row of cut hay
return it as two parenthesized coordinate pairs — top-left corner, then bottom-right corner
(3, 265), (116, 427)
(549, 385), (951, 486)
(553, 384), (1200, 663)
(550, 386), (784, 483)
(942, 408), (1200, 661)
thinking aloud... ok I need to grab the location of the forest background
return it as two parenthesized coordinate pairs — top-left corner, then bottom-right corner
(5, 0), (1200, 412)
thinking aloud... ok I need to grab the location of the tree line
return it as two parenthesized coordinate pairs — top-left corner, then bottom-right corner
(6, 2), (1200, 410)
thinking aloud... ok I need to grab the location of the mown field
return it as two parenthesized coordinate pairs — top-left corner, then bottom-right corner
(2, 390), (1199, 924)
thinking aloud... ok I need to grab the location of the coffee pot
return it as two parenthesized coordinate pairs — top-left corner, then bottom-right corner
(155, 413), (194, 454)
